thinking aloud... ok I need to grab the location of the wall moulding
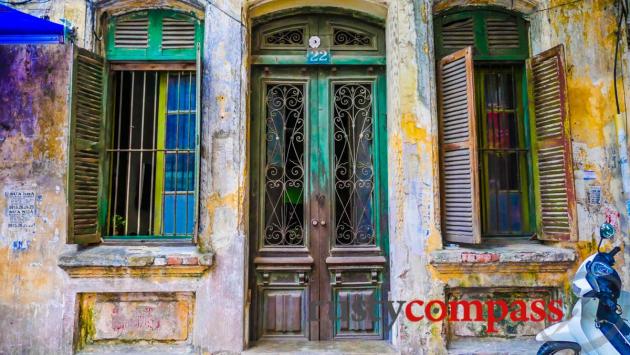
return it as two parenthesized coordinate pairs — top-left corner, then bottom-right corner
(58, 245), (213, 278)
(432, 0), (540, 15)
(429, 243), (577, 274)
(93, 0), (206, 19)
(247, 0), (388, 22)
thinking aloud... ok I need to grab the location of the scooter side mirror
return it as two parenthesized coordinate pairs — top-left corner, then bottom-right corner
(600, 223), (615, 239)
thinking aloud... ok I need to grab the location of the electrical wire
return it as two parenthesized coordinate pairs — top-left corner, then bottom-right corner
(208, 1), (245, 28)
(532, 0), (582, 13)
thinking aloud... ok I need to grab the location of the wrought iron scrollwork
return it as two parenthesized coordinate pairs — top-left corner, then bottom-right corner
(333, 83), (375, 246)
(264, 84), (306, 246)
(264, 28), (305, 46)
(333, 28), (372, 47)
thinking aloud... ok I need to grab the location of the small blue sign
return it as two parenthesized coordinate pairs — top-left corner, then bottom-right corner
(307, 49), (331, 64)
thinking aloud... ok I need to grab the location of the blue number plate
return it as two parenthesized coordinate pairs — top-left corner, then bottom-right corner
(307, 49), (331, 64)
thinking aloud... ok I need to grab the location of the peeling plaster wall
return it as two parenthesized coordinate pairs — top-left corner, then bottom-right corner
(0, 44), (72, 354)
(530, 0), (627, 245)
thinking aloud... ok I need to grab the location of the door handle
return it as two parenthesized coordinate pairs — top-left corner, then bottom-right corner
(311, 219), (326, 226)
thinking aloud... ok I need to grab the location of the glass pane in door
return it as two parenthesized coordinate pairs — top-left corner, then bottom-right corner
(332, 83), (375, 246)
(263, 83), (306, 246)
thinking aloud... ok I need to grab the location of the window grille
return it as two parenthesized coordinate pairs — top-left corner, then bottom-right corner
(107, 71), (197, 238)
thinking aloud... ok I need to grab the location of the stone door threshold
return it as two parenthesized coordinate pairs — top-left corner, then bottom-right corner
(244, 339), (399, 354)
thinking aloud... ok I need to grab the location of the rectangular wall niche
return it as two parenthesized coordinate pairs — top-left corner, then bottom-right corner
(75, 292), (194, 350)
(446, 287), (558, 339)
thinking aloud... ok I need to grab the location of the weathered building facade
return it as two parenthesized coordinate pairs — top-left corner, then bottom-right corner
(1, 0), (630, 353)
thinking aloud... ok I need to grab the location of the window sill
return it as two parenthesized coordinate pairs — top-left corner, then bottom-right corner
(58, 245), (213, 278)
(429, 241), (576, 274)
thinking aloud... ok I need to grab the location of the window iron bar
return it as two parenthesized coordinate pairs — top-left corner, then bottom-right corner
(109, 70), (196, 239)
(112, 72), (124, 235)
(124, 71), (135, 236)
(149, 72), (158, 234)
(106, 148), (195, 153)
(137, 72), (147, 236)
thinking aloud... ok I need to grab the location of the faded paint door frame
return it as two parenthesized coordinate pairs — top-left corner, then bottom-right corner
(248, 65), (388, 341)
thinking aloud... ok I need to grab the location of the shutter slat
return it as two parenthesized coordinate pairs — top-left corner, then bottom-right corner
(162, 18), (196, 49)
(438, 47), (481, 244)
(68, 47), (105, 245)
(442, 18), (474, 51)
(115, 16), (149, 48)
(528, 44), (577, 241)
(487, 18), (520, 50)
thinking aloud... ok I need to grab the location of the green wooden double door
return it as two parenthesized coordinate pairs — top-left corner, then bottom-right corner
(249, 66), (388, 341)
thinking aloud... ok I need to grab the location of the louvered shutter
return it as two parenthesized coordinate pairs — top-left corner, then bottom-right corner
(527, 45), (577, 241)
(67, 48), (105, 245)
(486, 17), (520, 50)
(114, 13), (149, 48)
(162, 17), (196, 49)
(441, 18), (474, 53)
(438, 47), (481, 244)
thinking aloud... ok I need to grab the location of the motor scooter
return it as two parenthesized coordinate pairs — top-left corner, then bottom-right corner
(536, 223), (630, 354)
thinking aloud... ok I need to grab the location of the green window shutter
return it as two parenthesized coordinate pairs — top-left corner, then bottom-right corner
(434, 9), (529, 61)
(114, 12), (149, 48)
(106, 10), (202, 61)
(527, 44), (578, 241)
(440, 17), (474, 54)
(438, 47), (482, 244)
(68, 47), (106, 245)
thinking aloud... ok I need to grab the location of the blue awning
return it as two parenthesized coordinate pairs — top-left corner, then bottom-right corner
(0, 4), (64, 44)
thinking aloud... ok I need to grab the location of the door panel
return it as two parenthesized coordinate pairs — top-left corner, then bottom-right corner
(250, 66), (387, 341)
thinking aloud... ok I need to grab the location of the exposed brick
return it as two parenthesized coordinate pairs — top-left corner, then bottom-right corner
(461, 252), (499, 263)
(166, 256), (182, 265)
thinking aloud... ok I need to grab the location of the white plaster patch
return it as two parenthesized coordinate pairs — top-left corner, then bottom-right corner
(211, 133), (238, 195)
(211, 206), (237, 251)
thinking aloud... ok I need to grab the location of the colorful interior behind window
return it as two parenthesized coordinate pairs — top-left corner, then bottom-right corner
(104, 10), (201, 239)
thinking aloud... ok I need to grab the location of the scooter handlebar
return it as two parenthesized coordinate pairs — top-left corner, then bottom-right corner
(609, 246), (621, 257)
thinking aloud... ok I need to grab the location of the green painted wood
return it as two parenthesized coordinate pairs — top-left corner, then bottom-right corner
(434, 7), (529, 61)
(68, 47), (107, 245)
(152, 73), (168, 236)
(106, 9), (203, 61)
(251, 55), (386, 66)
(248, 66), (388, 340)
(252, 13), (385, 65)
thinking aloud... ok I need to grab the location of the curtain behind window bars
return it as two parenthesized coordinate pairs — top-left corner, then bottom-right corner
(107, 70), (196, 238)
